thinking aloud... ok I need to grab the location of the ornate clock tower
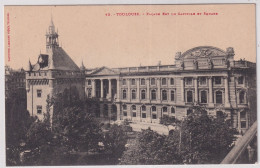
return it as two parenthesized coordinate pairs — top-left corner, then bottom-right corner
(25, 18), (85, 120)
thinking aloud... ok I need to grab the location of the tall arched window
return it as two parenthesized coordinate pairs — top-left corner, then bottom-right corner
(152, 106), (156, 112)
(132, 90), (136, 99)
(151, 90), (156, 100)
(122, 104), (127, 110)
(141, 90), (146, 100)
(239, 91), (245, 104)
(132, 105), (136, 117)
(122, 104), (127, 117)
(171, 90), (175, 101)
(216, 91), (223, 104)
(142, 105), (146, 111)
(171, 107), (175, 114)
(162, 78), (167, 85)
(141, 105), (146, 118)
(122, 89), (127, 99)
(162, 90), (167, 100)
(132, 105), (136, 111)
(162, 107), (167, 113)
(104, 104), (108, 117)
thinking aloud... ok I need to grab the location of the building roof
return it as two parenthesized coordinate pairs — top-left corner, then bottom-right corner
(47, 47), (80, 71)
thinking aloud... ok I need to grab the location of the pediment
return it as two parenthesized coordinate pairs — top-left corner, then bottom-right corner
(180, 46), (227, 60)
(91, 66), (119, 76)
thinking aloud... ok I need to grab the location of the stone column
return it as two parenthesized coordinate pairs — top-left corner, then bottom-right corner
(116, 104), (121, 121)
(117, 79), (120, 101)
(168, 89), (171, 103)
(224, 76), (231, 108)
(157, 78), (161, 102)
(180, 77), (185, 102)
(194, 77), (198, 103)
(146, 78), (150, 101)
(127, 79), (131, 101)
(101, 79), (104, 98)
(108, 79), (112, 99)
(208, 77), (214, 107)
(91, 79), (96, 97)
(136, 78), (140, 101)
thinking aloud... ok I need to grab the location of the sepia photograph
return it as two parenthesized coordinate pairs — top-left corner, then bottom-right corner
(4, 3), (257, 166)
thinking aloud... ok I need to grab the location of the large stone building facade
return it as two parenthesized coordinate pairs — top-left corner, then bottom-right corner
(25, 19), (85, 120)
(24, 19), (256, 133)
(85, 46), (256, 133)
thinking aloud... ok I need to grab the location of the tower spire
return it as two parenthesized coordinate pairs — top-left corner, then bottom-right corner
(27, 59), (32, 71)
(46, 15), (59, 50)
(80, 60), (86, 71)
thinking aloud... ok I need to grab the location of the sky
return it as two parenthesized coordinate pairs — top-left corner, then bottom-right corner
(4, 4), (256, 70)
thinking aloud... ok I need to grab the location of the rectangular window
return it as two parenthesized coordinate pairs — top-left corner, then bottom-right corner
(122, 79), (126, 85)
(142, 113), (146, 118)
(132, 112), (136, 117)
(152, 114), (157, 119)
(215, 77), (222, 85)
(238, 76), (244, 85)
(141, 79), (145, 85)
(123, 112), (127, 116)
(37, 90), (42, 97)
(88, 80), (91, 85)
(171, 91), (175, 101)
(186, 78), (193, 85)
(151, 78), (156, 85)
(187, 90), (193, 103)
(162, 78), (167, 85)
(201, 91), (207, 103)
(200, 77), (207, 85)
(240, 111), (246, 119)
(170, 78), (174, 85)
(37, 105), (42, 114)
(131, 79), (136, 85)
(241, 121), (247, 128)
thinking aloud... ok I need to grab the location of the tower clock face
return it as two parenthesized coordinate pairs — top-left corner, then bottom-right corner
(38, 56), (44, 63)
(34, 63), (40, 71)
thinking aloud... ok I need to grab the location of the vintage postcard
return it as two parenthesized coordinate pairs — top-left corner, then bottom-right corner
(4, 4), (257, 166)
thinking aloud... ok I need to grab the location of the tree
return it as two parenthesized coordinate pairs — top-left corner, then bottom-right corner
(179, 106), (238, 164)
(160, 115), (180, 132)
(52, 104), (103, 153)
(120, 106), (238, 165)
(120, 128), (182, 165)
(6, 90), (36, 166)
(102, 124), (128, 163)
(24, 117), (53, 165)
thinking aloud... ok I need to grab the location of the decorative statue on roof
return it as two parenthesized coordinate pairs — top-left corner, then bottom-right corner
(175, 52), (181, 60)
(193, 59), (198, 70)
(226, 47), (234, 56)
(180, 60), (184, 70)
(207, 58), (213, 69)
(224, 57), (230, 68)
